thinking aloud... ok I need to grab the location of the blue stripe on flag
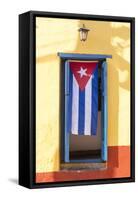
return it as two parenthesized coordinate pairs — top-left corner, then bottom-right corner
(78, 89), (85, 135)
(67, 67), (73, 133)
(91, 65), (98, 135)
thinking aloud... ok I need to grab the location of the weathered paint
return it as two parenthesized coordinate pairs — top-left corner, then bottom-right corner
(36, 18), (130, 173)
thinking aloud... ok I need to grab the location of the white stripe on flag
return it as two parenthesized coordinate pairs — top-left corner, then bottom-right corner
(71, 75), (79, 134)
(84, 77), (92, 135)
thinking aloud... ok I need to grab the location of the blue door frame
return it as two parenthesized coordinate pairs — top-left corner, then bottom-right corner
(101, 61), (108, 161)
(64, 61), (70, 162)
(58, 53), (112, 163)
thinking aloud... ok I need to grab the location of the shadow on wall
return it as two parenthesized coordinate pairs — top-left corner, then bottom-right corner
(76, 21), (130, 90)
(74, 21), (130, 170)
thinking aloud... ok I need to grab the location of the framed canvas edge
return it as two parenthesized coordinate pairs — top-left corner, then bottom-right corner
(19, 11), (135, 189)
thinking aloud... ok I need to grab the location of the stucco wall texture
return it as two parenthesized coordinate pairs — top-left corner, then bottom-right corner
(36, 17), (130, 173)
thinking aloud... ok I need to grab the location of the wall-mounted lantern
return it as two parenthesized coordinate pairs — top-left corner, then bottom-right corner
(78, 24), (90, 42)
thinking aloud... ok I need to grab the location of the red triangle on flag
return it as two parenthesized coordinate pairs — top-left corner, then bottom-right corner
(69, 62), (98, 90)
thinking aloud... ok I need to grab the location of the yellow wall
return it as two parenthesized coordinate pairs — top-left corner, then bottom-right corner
(36, 17), (130, 172)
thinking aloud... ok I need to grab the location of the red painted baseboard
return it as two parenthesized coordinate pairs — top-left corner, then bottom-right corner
(36, 146), (130, 183)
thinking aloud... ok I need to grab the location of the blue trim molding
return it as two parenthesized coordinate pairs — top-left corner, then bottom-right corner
(58, 52), (112, 60)
(64, 61), (70, 162)
(101, 61), (108, 162)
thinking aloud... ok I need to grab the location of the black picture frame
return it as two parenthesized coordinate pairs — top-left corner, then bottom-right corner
(19, 10), (135, 189)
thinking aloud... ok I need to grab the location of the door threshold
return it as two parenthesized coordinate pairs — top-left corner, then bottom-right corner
(61, 162), (107, 171)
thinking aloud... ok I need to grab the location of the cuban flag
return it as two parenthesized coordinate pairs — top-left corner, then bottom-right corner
(68, 61), (98, 136)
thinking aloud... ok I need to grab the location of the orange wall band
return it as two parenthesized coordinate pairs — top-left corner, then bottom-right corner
(36, 146), (130, 183)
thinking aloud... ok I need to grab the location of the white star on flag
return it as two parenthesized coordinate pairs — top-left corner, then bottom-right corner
(77, 67), (88, 78)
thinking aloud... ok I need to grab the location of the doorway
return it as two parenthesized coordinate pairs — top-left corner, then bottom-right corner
(58, 53), (110, 164)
